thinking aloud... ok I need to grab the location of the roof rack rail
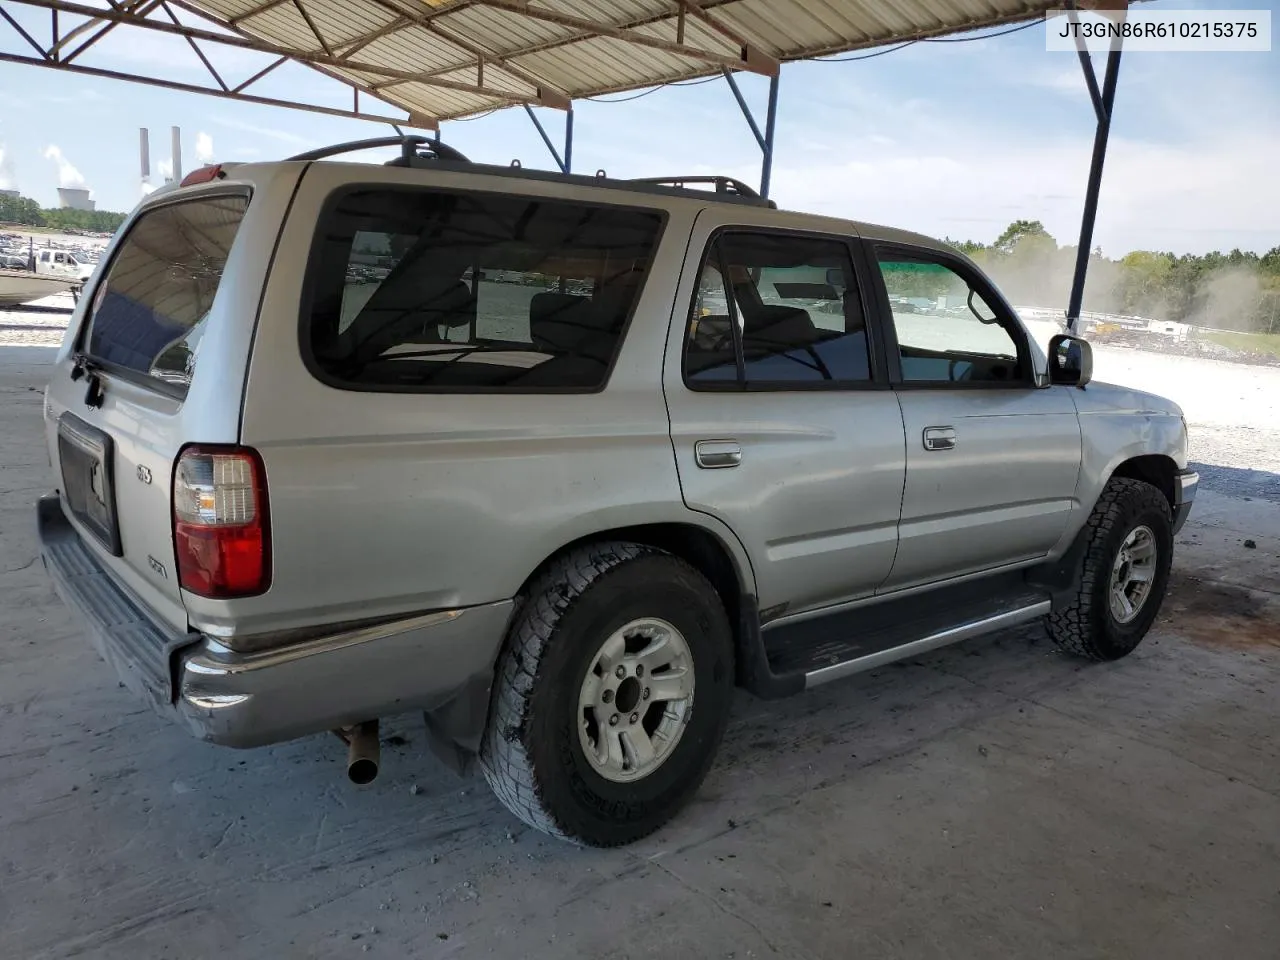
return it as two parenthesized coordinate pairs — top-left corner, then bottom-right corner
(286, 135), (470, 165)
(629, 175), (772, 205)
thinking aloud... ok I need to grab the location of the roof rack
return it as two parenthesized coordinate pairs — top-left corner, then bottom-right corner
(630, 176), (775, 207)
(286, 135), (470, 165)
(284, 138), (775, 208)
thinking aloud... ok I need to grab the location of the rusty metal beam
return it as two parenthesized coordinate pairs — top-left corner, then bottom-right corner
(407, 0), (747, 85)
(355, 0), (570, 109)
(335, 15), (409, 60)
(159, 0), (227, 90)
(166, 0), (437, 125)
(5, 0), (553, 103)
(63, 0), (162, 63)
(0, 4), (49, 57)
(0, 49), (432, 125)
(473, 0), (779, 76)
(290, 0), (332, 56)
(228, 0), (289, 25)
(230, 53), (287, 92)
(50, 0), (143, 52)
(677, 0), (777, 74)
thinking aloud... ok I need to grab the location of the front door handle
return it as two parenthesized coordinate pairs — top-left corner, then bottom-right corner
(695, 439), (742, 469)
(923, 426), (956, 452)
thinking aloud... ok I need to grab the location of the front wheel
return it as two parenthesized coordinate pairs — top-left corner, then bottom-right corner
(480, 542), (734, 846)
(1047, 477), (1174, 661)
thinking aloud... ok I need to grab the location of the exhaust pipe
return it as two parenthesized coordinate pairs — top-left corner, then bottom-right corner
(342, 720), (380, 785)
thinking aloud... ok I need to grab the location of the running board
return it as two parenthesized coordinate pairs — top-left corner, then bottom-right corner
(802, 600), (1050, 688)
(737, 573), (1054, 700)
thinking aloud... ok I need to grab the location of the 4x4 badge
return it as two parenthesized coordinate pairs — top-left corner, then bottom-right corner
(136, 464), (152, 485)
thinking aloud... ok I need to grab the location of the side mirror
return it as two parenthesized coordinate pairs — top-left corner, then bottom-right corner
(1048, 333), (1093, 387)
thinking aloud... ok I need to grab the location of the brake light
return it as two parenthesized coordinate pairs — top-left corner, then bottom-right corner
(180, 164), (223, 187)
(172, 446), (270, 598)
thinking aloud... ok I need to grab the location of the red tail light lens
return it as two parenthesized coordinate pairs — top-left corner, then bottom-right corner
(180, 164), (223, 186)
(172, 445), (270, 598)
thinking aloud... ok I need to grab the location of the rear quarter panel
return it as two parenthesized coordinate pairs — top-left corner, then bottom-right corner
(221, 164), (741, 637)
(41, 166), (303, 630)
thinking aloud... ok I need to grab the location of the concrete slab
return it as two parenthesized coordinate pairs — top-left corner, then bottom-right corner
(2, 345), (1277, 960)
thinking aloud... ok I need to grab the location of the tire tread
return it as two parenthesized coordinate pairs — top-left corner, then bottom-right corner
(1047, 477), (1171, 660)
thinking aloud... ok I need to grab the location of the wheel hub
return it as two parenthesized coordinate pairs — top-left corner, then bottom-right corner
(1109, 524), (1158, 625)
(577, 617), (695, 783)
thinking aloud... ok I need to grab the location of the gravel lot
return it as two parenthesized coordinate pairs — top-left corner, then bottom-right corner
(1, 342), (1276, 960)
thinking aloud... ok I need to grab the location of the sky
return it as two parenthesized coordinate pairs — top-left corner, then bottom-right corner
(0, 0), (1276, 257)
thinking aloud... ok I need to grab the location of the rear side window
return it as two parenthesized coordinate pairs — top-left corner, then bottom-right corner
(303, 188), (663, 391)
(84, 194), (248, 397)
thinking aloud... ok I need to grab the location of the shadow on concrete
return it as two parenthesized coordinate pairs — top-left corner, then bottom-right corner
(1190, 461), (1280, 502)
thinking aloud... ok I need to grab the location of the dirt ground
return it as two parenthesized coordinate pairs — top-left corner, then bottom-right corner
(1, 343), (1277, 960)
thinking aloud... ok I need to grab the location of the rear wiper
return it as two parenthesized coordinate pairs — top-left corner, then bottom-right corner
(69, 351), (101, 382)
(69, 352), (106, 408)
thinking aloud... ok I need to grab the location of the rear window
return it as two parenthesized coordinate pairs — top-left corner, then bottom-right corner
(84, 194), (248, 396)
(302, 188), (664, 391)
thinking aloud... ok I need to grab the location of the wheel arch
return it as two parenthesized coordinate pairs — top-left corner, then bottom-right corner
(1108, 453), (1178, 514)
(516, 519), (757, 685)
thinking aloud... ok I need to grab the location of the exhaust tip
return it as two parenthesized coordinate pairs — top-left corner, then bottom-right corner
(348, 757), (379, 785)
(342, 719), (380, 786)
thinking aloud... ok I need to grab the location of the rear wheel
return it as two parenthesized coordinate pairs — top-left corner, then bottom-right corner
(480, 542), (734, 846)
(1047, 477), (1173, 661)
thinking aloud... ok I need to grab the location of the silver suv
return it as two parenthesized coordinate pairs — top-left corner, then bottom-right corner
(38, 136), (1197, 846)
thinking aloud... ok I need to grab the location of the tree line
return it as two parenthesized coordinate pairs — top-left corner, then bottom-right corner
(0, 192), (128, 234)
(948, 220), (1280, 335)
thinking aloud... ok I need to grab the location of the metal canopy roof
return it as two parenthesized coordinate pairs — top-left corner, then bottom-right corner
(2, 0), (1069, 127)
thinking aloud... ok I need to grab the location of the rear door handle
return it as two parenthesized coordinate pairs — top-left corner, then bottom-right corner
(923, 426), (956, 451)
(695, 439), (742, 469)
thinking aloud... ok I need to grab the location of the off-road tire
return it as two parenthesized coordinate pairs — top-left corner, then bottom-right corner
(1047, 477), (1173, 661)
(479, 542), (734, 847)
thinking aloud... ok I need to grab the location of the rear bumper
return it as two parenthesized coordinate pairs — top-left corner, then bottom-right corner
(38, 495), (513, 748)
(1172, 469), (1199, 534)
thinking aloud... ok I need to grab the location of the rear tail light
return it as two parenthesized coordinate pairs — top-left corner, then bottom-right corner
(172, 445), (270, 598)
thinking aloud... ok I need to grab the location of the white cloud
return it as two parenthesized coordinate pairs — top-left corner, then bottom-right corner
(195, 131), (215, 165)
(43, 144), (87, 190)
(765, 128), (1280, 255)
(0, 143), (15, 190)
(212, 116), (308, 146)
(157, 158), (174, 182)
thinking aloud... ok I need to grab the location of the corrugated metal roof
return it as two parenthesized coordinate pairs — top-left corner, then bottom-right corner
(179, 0), (1071, 123)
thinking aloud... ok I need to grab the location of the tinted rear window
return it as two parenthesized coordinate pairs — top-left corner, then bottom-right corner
(302, 188), (663, 391)
(84, 194), (248, 396)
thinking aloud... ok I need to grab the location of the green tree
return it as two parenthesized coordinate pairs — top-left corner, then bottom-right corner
(993, 219), (1052, 255)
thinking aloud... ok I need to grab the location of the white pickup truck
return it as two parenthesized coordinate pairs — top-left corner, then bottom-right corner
(0, 246), (96, 307)
(34, 247), (96, 282)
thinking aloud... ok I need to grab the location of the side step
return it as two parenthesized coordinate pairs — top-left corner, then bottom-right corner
(739, 573), (1052, 698)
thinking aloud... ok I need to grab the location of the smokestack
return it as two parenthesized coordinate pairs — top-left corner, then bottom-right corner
(171, 126), (182, 182)
(140, 128), (150, 180)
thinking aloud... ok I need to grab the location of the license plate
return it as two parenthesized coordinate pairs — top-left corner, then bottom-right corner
(57, 413), (122, 556)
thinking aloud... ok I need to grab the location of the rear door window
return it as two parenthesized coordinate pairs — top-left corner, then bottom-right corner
(684, 231), (873, 388)
(83, 194), (248, 396)
(303, 188), (664, 392)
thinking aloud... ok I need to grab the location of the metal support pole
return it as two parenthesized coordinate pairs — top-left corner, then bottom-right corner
(524, 103), (567, 173)
(563, 106), (573, 174)
(723, 69), (781, 198)
(1067, 13), (1124, 333)
(760, 72), (779, 200)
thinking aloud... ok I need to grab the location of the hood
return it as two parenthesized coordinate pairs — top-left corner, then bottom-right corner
(1073, 380), (1184, 420)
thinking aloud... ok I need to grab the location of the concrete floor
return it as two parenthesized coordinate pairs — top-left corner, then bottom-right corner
(1, 344), (1277, 960)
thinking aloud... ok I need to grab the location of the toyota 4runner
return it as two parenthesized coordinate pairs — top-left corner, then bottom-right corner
(38, 136), (1197, 846)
